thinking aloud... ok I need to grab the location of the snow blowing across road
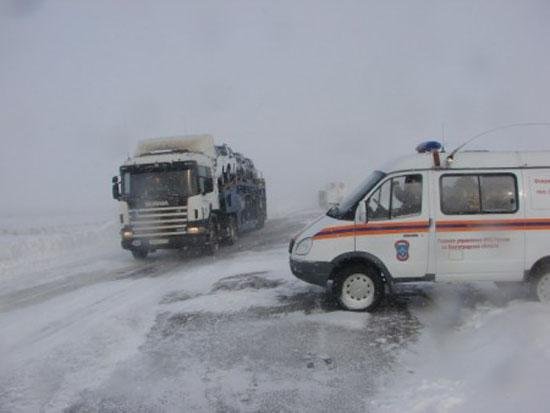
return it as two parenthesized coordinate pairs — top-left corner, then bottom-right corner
(372, 286), (550, 413)
(1, 210), (550, 412)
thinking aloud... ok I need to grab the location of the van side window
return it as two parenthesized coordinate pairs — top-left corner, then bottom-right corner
(440, 174), (518, 215)
(391, 174), (423, 218)
(480, 175), (517, 213)
(366, 174), (422, 221)
(440, 176), (480, 214)
(367, 179), (391, 221)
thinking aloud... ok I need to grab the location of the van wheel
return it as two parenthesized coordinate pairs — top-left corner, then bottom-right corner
(531, 270), (550, 303)
(334, 265), (384, 311)
(131, 248), (148, 260)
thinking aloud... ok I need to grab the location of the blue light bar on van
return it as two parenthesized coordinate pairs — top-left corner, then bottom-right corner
(416, 141), (443, 153)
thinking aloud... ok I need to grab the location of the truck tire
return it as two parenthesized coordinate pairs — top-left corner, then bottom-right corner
(224, 216), (238, 245)
(334, 264), (384, 311)
(131, 248), (148, 260)
(204, 220), (219, 255)
(256, 215), (265, 229)
(531, 270), (550, 303)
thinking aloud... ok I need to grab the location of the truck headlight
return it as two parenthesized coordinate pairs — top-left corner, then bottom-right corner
(294, 237), (313, 256)
(122, 229), (134, 239)
(187, 225), (206, 234)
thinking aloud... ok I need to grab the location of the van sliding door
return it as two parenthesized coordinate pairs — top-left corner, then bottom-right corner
(435, 171), (525, 281)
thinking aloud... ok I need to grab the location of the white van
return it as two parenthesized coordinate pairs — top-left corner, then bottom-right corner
(289, 142), (550, 311)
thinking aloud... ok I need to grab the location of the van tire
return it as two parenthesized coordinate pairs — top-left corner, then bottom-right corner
(530, 270), (550, 303)
(334, 264), (384, 312)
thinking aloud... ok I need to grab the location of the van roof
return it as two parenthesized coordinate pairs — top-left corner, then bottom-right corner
(383, 150), (550, 173)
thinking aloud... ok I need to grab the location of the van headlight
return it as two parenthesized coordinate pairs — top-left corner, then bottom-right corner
(294, 237), (313, 256)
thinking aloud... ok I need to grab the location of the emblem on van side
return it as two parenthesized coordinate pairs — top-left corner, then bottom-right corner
(394, 240), (410, 261)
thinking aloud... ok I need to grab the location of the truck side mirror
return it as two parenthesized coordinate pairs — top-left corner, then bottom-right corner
(112, 176), (120, 200)
(205, 178), (214, 193)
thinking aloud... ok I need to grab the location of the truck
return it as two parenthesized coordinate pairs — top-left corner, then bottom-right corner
(112, 135), (266, 259)
(290, 141), (550, 311)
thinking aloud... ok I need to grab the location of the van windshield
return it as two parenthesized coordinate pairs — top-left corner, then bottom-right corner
(327, 170), (386, 221)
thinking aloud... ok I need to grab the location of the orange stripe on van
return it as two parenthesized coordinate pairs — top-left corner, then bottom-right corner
(436, 218), (550, 232)
(313, 221), (431, 240)
(313, 218), (550, 240)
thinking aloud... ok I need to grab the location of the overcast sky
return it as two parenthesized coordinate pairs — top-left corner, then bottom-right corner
(1, 0), (550, 215)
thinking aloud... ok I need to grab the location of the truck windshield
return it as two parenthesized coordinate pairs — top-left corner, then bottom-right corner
(327, 170), (386, 220)
(123, 168), (198, 201)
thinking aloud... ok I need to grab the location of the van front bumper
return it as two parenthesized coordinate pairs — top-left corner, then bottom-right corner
(289, 258), (333, 287)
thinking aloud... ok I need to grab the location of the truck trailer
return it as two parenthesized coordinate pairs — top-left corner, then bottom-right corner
(112, 135), (266, 259)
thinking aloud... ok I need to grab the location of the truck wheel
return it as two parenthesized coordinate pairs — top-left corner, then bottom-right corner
(531, 270), (550, 303)
(204, 222), (219, 255)
(131, 248), (148, 260)
(224, 216), (238, 245)
(334, 265), (384, 311)
(256, 216), (265, 230)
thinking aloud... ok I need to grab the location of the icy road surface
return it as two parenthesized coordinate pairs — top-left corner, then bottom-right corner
(1, 211), (550, 412)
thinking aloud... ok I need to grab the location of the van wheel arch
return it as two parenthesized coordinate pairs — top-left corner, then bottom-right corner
(528, 256), (550, 302)
(527, 256), (550, 281)
(330, 252), (392, 284)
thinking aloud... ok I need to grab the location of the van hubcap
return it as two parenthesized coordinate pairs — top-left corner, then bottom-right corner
(341, 273), (375, 309)
(537, 274), (550, 303)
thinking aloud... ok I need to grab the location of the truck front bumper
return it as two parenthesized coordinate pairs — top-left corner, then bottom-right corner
(122, 233), (209, 251)
(289, 258), (333, 287)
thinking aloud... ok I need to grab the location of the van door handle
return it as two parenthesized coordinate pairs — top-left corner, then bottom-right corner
(403, 233), (419, 238)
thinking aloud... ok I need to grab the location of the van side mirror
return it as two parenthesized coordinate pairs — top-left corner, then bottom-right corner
(112, 176), (120, 200)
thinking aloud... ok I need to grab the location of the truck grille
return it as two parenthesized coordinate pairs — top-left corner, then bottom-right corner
(129, 206), (187, 238)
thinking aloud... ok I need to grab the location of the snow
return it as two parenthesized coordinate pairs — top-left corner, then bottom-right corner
(2, 211), (550, 412)
(134, 134), (216, 158)
(371, 284), (550, 413)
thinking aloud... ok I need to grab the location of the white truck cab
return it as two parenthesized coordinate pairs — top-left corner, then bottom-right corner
(113, 135), (266, 259)
(290, 142), (550, 311)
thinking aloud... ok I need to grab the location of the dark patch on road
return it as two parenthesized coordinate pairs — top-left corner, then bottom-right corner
(274, 288), (341, 314)
(65, 282), (424, 412)
(210, 271), (284, 292)
(158, 290), (198, 304)
(114, 264), (159, 280)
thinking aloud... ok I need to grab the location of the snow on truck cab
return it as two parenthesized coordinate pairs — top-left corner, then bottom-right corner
(112, 135), (266, 259)
(290, 141), (550, 311)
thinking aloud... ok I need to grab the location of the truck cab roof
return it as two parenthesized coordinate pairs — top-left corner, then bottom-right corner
(135, 135), (216, 159)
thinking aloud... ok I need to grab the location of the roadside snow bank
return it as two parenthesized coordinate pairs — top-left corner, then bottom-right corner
(0, 212), (117, 268)
(374, 297), (550, 413)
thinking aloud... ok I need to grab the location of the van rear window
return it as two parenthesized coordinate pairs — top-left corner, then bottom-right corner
(440, 173), (518, 215)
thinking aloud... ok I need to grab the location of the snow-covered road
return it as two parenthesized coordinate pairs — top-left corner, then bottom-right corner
(1, 211), (550, 412)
